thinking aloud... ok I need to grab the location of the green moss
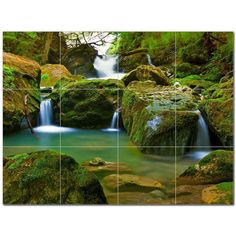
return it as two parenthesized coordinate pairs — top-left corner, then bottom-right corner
(41, 73), (49, 81)
(7, 153), (29, 170)
(3, 65), (16, 89)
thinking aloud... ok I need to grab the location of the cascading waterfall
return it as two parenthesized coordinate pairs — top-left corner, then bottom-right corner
(186, 110), (211, 160)
(102, 110), (120, 132)
(90, 54), (125, 80)
(110, 111), (119, 129)
(40, 99), (53, 126)
(195, 110), (211, 147)
(147, 54), (154, 66)
(34, 95), (76, 133)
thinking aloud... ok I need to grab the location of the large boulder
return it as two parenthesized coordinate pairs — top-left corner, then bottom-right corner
(200, 79), (233, 146)
(50, 79), (124, 128)
(178, 150), (233, 185)
(122, 65), (169, 86)
(40, 64), (72, 87)
(121, 81), (198, 155)
(119, 48), (149, 72)
(3, 150), (107, 204)
(62, 44), (98, 77)
(3, 53), (41, 133)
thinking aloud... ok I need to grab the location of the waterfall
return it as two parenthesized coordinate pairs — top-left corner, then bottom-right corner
(194, 110), (211, 147)
(185, 110), (211, 160)
(40, 99), (53, 126)
(111, 111), (119, 129)
(147, 54), (154, 66)
(90, 55), (125, 80)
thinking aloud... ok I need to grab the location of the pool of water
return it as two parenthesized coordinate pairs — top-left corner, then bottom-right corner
(3, 126), (209, 184)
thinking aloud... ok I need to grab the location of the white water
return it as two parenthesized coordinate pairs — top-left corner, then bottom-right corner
(188, 110), (211, 159)
(90, 55), (125, 80)
(194, 110), (211, 147)
(40, 99), (53, 126)
(102, 110), (120, 132)
(34, 97), (76, 133)
(147, 54), (154, 66)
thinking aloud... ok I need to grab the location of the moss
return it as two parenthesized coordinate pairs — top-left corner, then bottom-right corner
(7, 153), (29, 170)
(3, 65), (16, 89)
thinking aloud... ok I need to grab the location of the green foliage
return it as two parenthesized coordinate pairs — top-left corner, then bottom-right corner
(3, 65), (16, 89)
(41, 73), (49, 80)
(3, 32), (40, 61)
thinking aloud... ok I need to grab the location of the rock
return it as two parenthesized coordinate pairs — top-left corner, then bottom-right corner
(41, 64), (71, 87)
(81, 158), (131, 178)
(62, 44), (98, 77)
(122, 81), (198, 155)
(122, 65), (169, 86)
(200, 80), (233, 146)
(102, 174), (164, 192)
(106, 192), (173, 205)
(119, 49), (149, 72)
(202, 182), (233, 205)
(3, 53), (41, 133)
(50, 79), (124, 128)
(3, 52), (41, 89)
(178, 150), (233, 185)
(3, 150), (107, 204)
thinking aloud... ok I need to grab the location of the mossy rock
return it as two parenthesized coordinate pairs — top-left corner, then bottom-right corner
(3, 150), (107, 204)
(178, 150), (233, 185)
(122, 65), (169, 86)
(200, 82), (233, 146)
(202, 182), (233, 204)
(50, 79), (123, 128)
(122, 81), (198, 156)
(62, 44), (98, 77)
(119, 49), (149, 72)
(40, 64), (72, 87)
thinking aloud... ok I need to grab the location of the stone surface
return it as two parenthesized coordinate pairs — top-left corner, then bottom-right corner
(3, 53), (41, 133)
(121, 81), (198, 155)
(178, 150), (233, 185)
(102, 174), (164, 192)
(122, 65), (169, 86)
(200, 79), (233, 146)
(50, 79), (124, 128)
(41, 64), (71, 87)
(202, 182), (233, 205)
(3, 150), (107, 204)
(62, 44), (97, 77)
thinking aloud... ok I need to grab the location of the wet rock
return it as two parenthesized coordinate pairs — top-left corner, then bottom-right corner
(121, 81), (198, 155)
(3, 150), (107, 204)
(200, 80), (233, 146)
(102, 174), (164, 192)
(50, 79), (124, 128)
(81, 158), (131, 178)
(122, 65), (169, 86)
(178, 150), (233, 185)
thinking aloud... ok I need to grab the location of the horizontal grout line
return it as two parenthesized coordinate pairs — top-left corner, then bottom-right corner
(3, 145), (234, 148)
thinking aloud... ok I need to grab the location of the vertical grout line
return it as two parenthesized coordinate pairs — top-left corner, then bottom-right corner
(59, 32), (62, 205)
(174, 32), (177, 205)
(117, 53), (119, 205)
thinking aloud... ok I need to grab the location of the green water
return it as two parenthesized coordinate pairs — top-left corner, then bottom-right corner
(3, 127), (200, 183)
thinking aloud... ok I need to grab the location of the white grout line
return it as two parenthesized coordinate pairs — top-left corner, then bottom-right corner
(174, 32), (177, 205)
